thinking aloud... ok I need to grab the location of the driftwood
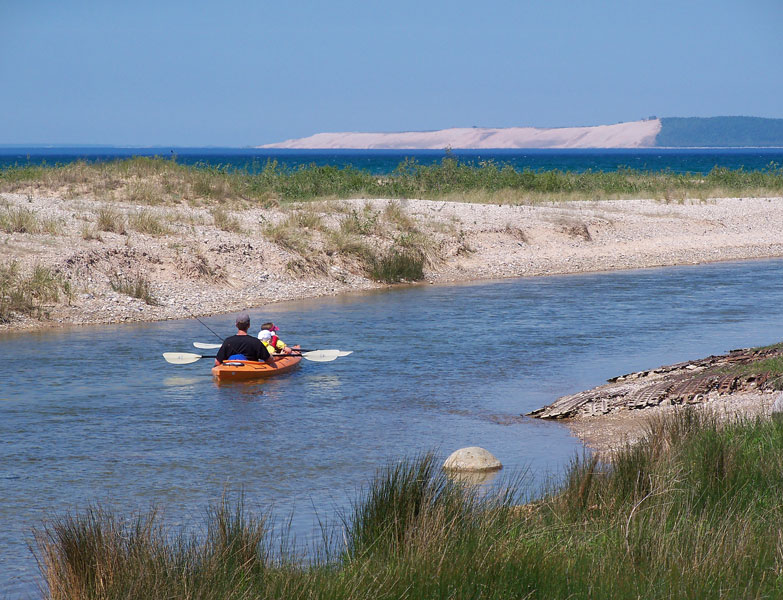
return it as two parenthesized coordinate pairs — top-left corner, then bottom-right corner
(528, 345), (783, 420)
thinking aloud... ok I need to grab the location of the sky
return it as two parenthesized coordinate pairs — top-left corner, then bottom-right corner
(1, 0), (782, 146)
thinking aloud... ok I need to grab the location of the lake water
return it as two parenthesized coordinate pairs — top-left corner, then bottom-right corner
(4, 259), (783, 597)
(2, 147), (783, 175)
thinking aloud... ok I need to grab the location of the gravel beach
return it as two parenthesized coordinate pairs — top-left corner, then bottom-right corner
(3, 192), (783, 332)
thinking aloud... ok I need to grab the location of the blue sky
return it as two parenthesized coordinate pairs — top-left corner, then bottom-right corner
(1, 0), (781, 146)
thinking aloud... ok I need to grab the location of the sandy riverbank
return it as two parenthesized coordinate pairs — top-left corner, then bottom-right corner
(563, 390), (777, 454)
(530, 343), (783, 453)
(3, 192), (783, 332)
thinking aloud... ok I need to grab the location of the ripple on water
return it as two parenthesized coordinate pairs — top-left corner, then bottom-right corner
(5, 259), (783, 595)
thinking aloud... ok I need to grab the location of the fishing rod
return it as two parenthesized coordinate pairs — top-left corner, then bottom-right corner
(183, 306), (223, 342)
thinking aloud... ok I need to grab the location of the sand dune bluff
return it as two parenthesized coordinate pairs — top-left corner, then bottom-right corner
(260, 119), (661, 150)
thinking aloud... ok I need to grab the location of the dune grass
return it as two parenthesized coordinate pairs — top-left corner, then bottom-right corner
(3, 156), (783, 206)
(95, 206), (126, 234)
(210, 206), (244, 233)
(0, 205), (62, 234)
(128, 209), (171, 236)
(0, 261), (72, 322)
(35, 408), (783, 599)
(109, 272), (159, 305)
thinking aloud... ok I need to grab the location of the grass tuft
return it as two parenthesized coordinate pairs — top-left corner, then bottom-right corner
(129, 210), (170, 236)
(367, 247), (426, 283)
(109, 272), (159, 305)
(96, 207), (126, 234)
(0, 206), (61, 234)
(0, 261), (71, 322)
(210, 206), (244, 233)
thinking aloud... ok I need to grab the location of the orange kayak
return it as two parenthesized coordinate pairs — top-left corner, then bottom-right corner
(211, 346), (302, 381)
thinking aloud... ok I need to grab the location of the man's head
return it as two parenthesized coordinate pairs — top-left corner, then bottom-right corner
(261, 322), (279, 332)
(235, 312), (251, 332)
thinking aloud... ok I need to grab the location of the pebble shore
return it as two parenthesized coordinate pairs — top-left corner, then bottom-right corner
(3, 193), (783, 332)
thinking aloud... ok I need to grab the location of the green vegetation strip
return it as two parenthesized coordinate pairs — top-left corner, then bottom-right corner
(36, 410), (783, 599)
(3, 156), (783, 204)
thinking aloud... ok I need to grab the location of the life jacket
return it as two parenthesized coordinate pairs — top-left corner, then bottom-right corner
(271, 334), (279, 347)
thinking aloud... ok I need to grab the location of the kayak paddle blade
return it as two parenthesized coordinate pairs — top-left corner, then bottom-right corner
(300, 349), (347, 362)
(163, 352), (204, 365)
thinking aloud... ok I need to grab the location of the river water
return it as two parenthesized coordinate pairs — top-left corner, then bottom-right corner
(4, 259), (783, 597)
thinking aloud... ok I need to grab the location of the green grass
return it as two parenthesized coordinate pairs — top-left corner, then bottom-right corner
(95, 206), (126, 234)
(210, 206), (244, 233)
(128, 210), (170, 235)
(367, 247), (426, 283)
(34, 409), (783, 599)
(0, 261), (72, 322)
(3, 156), (783, 205)
(109, 272), (159, 305)
(0, 206), (62, 234)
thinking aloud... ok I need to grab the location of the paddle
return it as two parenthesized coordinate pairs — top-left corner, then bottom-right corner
(193, 341), (352, 357)
(163, 349), (350, 365)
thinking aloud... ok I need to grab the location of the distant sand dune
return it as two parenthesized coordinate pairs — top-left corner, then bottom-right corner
(259, 119), (662, 149)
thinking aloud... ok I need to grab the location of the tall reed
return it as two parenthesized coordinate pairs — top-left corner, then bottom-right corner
(34, 409), (783, 598)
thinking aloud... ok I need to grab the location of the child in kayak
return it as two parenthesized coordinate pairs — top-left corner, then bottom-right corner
(259, 322), (293, 354)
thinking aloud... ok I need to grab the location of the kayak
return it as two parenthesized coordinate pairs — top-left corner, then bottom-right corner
(211, 346), (302, 381)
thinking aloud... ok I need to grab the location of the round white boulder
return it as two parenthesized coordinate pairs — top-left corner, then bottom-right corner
(443, 447), (502, 472)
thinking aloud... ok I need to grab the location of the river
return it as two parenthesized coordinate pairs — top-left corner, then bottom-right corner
(3, 259), (783, 597)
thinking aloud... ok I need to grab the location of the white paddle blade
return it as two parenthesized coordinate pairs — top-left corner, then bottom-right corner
(300, 349), (343, 362)
(163, 352), (204, 365)
(302, 348), (353, 357)
(194, 342), (222, 349)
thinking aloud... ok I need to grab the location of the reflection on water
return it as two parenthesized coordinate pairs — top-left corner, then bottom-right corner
(445, 469), (502, 486)
(6, 258), (783, 595)
(163, 376), (205, 388)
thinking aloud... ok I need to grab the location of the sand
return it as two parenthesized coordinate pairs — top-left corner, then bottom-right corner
(259, 119), (661, 149)
(563, 390), (778, 455)
(3, 192), (783, 333)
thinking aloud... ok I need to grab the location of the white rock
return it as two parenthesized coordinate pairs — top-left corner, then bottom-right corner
(443, 447), (502, 472)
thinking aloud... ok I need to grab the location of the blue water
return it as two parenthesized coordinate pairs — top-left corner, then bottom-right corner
(1, 147), (782, 175)
(4, 259), (783, 596)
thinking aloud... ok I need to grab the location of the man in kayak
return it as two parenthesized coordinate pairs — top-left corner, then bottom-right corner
(215, 313), (276, 366)
(259, 321), (293, 355)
